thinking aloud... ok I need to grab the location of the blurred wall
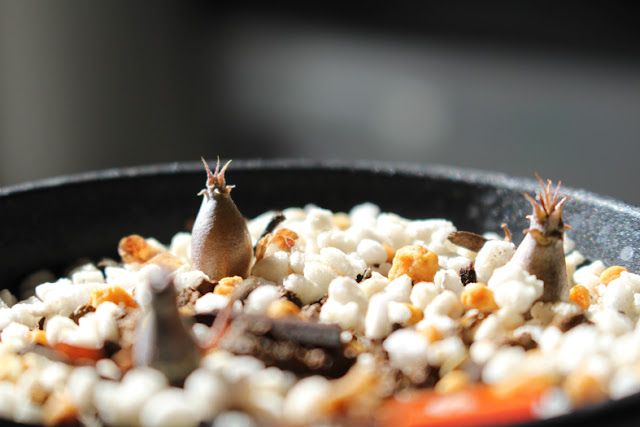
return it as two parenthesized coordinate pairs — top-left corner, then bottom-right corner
(2, 3), (640, 205)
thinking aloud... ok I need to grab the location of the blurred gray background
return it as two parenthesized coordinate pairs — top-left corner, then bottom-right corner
(1, 2), (639, 204)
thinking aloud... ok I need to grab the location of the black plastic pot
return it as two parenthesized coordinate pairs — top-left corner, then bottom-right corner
(1, 159), (639, 426)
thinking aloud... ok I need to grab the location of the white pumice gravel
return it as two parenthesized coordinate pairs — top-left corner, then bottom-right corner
(2, 202), (640, 426)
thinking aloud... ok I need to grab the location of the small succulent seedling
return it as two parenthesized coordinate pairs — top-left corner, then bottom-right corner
(191, 157), (253, 282)
(511, 175), (570, 302)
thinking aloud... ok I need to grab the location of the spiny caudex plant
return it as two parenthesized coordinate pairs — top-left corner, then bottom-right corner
(449, 175), (571, 303)
(511, 175), (570, 302)
(190, 157), (253, 282)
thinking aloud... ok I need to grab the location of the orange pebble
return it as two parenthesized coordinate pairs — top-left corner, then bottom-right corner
(29, 330), (48, 346)
(90, 285), (138, 309)
(266, 299), (300, 319)
(388, 244), (438, 283)
(600, 266), (628, 285)
(383, 244), (396, 263)
(214, 276), (243, 295)
(569, 285), (591, 310)
(402, 303), (424, 326)
(118, 235), (161, 263)
(461, 282), (499, 312)
(418, 325), (441, 344)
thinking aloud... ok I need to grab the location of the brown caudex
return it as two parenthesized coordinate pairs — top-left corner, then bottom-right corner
(191, 157), (253, 282)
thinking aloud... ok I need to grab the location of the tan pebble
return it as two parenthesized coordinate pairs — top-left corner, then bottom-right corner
(435, 370), (471, 395)
(272, 229), (299, 252)
(600, 266), (627, 286)
(266, 299), (300, 319)
(334, 213), (351, 230)
(144, 252), (184, 269)
(178, 306), (195, 316)
(29, 329), (48, 346)
(118, 234), (161, 263)
(213, 275), (243, 295)
(30, 384), (49, 405)
(255, 233), (273, 262)
(492, 374), (557, 400)
(460, 282), (498, 312)
(563, 372), (608, 407)
(417, 325), (441, 344)
(402, 303), (424, 326)
(42, 392), (79, 427)
(90, 285), (138, 309)
(383, 244), (396, 263)
(388, 244), (438, 283)
(0, 353), (27, 382)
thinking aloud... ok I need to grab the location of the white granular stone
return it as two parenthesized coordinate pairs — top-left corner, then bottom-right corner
(170, 232), (192, 262)
(173, 268), (208, 292)
(282, 376), (331, 425)
(617, 271), (640, 293)
(251, 251), (290, 285)
(94, 368), (168, 426)
(213, 411), (259, 427)
(288, 251), (307, 275)
(416, 314), (458, 338)
(603, 279), (635, 316)
(349, 203), (380, 226)
(320, 277), (368, 332)
(184, 369), (229, 421)
(573, 261), (606, 292)
(533, 387), (571, 419)
(473, 313), (505, 341)
(244, 285), (282, 315)
(426, 336), (466, 368)
(140, 388), (200, 427)
(434, 269), (464, 296)
(365, 293), (393, 339)
(383, 329), (430, 374)
(425, 290), (464, 319)
(195, 293), (230, 314)
(565, 251), (586, 286)
(96, 358), (122, 381)
(357, 239), (388, 266)
(0, 322), (30, 347)
(71, 264), (105, 285)
(474, 240), (516, 283)
(591, 309), (633, 336)
(0, 381), (15, 419)
(303, 261), (340, 296)
(385, 275), (412, 302)
(283, 274), (322, 305)
(410, 281), (439, 311)
(320, 247), (366, 279)
(360, 272), (389, 299)
(482, 346), (526, 384)
(469, 340), (499, 365)
(388, 301), (412, 325)
(317, 230), (355, 254)
(489, 262), (543, 314)
(66, 367), (99, 413)
(609, 366), (640, 399)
